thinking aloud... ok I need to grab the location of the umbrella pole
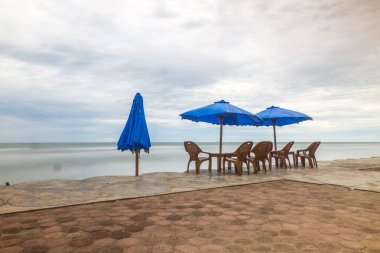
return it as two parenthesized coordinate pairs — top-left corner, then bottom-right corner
(272, 122), (278, 168)
(135, 150), (139, 176)
(272, 123), (277, 152)
(219, 122), (223, 154)
(218, 118), (223, 172)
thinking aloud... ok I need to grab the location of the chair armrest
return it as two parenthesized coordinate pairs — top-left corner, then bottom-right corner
(274, 151), (286, 157)
(296, 149), (307, 155)
(224, 156), (236, 162)
(224, 152), (237, 157)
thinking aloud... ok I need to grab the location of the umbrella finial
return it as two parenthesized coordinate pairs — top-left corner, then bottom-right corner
(215, 100), (229, 104)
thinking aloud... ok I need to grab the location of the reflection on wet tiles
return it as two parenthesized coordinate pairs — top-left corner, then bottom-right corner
(0, 158), (380, 214)
(82, 176), (141, 184)
(142, 172), (189, 179)
(8, 189), (101, 207)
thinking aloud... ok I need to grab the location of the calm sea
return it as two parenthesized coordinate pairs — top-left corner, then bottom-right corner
(1, 142), (380, 184)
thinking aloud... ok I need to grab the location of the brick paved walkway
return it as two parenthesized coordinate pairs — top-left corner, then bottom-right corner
(1, 180), (380, 253)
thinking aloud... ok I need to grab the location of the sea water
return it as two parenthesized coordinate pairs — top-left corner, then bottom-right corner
(0, 142), (380, 184)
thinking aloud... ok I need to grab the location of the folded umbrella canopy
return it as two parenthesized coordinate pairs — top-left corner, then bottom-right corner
(180, 100), (263, 154)
(256, 106), (312, 151)
(117, 93), (151, 176)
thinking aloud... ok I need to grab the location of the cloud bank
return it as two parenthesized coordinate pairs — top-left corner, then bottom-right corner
(0, 0), (379, 142)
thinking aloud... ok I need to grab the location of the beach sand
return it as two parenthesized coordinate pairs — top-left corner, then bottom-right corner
(0, 180), (380, 253)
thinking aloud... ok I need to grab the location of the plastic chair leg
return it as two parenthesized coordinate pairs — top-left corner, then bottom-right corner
(263, 160), (267, 173)
(301, 157), (305, 167)
(196, 161), (201, 174)
(237, 162), (242, 176)
(286, 158), (291, 168)
(307, 157), (313, 168)
(269, 156), (272, 170)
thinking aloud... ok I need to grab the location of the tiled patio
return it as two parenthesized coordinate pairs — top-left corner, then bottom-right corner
(1, 158), (380, 253)
(1, 180), (380, 253)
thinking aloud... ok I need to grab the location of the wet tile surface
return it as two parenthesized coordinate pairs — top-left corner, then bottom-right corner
(1, 181), (379, 253)
(0, 158), (380, 214)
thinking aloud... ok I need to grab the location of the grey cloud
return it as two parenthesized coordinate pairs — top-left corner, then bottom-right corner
(0, 43), (104, 71)
(0, 100), (105, 121)
(181, 19), (209, 29)
(154, 4), (178, 18)
(2, 35), (229, 89)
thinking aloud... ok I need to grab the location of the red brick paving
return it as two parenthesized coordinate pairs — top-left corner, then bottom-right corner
(1, 180), (380, 253)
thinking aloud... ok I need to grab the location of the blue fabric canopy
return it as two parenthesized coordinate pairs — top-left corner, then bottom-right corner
(117, 93), (151, 153)
(256, 106), (312, 151)
(180, 100), (263, 126)
(257, 106), (312, 126)
(180, 100), (263, 155)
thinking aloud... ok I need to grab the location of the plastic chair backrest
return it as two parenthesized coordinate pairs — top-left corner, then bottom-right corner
(184, 141), (202, 160)
(252, 141), (272, 160)
(308, 141), (321, 156)
(235, 141), (253, 161)
(281, 141), (294, 155)
(265, 142), (273, 155)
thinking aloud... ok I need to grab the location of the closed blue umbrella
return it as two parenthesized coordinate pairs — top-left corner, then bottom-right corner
(180, 100), (263, 154)
(117, 93), (151, 176)
(256, 106), (312, 151)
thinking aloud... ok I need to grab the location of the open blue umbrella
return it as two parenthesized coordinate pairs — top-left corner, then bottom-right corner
(180, 100), (263, 154)
(117, 93), (151, 176)
(256, 106), (312, 151)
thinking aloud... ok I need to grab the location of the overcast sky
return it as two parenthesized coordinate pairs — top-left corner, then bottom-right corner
(1, 0), (380, 143)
